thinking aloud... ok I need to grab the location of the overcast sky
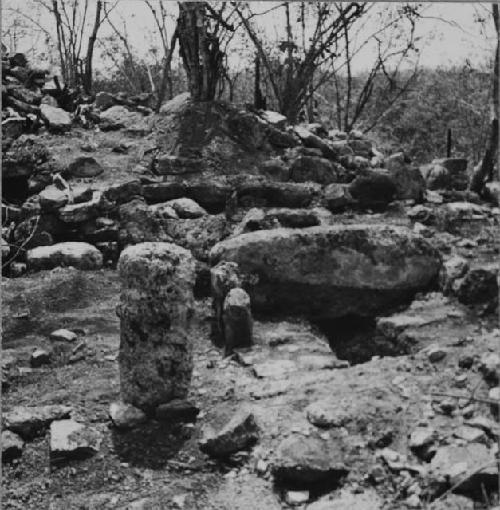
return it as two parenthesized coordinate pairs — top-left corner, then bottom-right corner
(2, 2), (496, 74)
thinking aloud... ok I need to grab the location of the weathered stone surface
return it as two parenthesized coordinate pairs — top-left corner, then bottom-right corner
(142, 182), (186, 204)
(156, 155), (201, 176)
(40, 104), (71, 133)
(39, 184), (93, 210)
(67, 156), (103, 178)
(485, 181), (500, 205)
(307, 489), (382, 510)
(259, 159), (289, 181)
(293, 126), (336, 159)
(50, 419), (102, 463)
(267, 126), (299, 148)
(99, 105), (143, 130)
(50, 329), (78, 342)
(385, 152), (425, 201)
(376, 293), (463, 353)
(118, 242), (196, 412)
(210, 225), (441, 320)
(348, 138), (373, 157)
(272, 435), (348, 486)
(429, 444), (498, 495)
(2, 431), (24, 463)
(440, 256), (469, 294)
(349, 170), (397, 210)
(30, 348), (51, 367)
(119, 199), (228, 260)
(58, 191), (102, 223)
(162, 215), (229, 261)
(428, 495), (474, 510)
(3, 405), (72, 439)
(236, 180), (320, 209)
(26, 242), (103, 271)
(223, 287), (253, 355)
(329, 140), (354, 157)
(94, 91), (115, 110)
(155, 399), (199, 423)
(185, 181), (231, 213)
(234, 207), (320, 236)
(3, 135), (50, 178)
(165, 198), (207, 219)
(434, 158), (468, 190)
(210, 261), (242, 343)
(149, 203), (178, 219)
(322, 183), (354, 212)
(479, 352), (500, 385)
(2, 238), (11, 260)
(199, 408), (259, 457)
(289, 156), (338, 185)
(159, 92), (190, 115)
(260, 110), (287, 127)
(455, 264), (498, 305)
(103, 180), (141, 204)
(2, 116), (25, 139)
(306, 384), (398, 429)
(109, 401), (147, 430)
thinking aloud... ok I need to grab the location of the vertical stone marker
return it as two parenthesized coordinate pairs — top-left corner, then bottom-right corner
(118, 242), (196, 413)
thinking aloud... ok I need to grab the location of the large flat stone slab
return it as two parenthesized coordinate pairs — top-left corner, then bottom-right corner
(210, 225), (441, 319)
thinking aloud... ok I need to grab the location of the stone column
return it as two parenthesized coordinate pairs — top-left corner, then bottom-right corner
(118, 242), (196, 413)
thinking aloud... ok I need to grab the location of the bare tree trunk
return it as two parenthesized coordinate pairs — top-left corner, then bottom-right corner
(470, 3), (499, 193)
(177, 2), (223, 102)
(155, 29), (178, 112)
(254, 55), (266, 109)
(82, 0), (102, 94)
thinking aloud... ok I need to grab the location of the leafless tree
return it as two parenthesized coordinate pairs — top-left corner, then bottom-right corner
(145, 1), (178, 111)
(177, 2), (237, 102)
(470, 3), (499, 192)
(235, 2), (367, 122)
(27, 0), (117, 94)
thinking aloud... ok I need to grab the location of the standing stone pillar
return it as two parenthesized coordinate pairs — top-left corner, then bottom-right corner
(118, 242), (196, 413)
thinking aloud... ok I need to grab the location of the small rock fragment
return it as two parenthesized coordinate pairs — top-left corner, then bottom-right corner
(453, 425), (487, 444)
(155, 399), (199, 423)
(479, 352), (500, 385)
(199, 407), (259, 458)
(2, 430), (24, 463)
(285, 490), (309, 506)
(30, 348), (51, 368)
(272, 435), (348, 486)
(50, 329), (78, 342)
(109, 401), (147, 430)
(50, 419), (102, 463)
(165, 198), (207, 219)
(426, 344), (448, 363)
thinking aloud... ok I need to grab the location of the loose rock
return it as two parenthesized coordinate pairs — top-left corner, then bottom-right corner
(155, 399), (199, 423)
(26, 242), (103, 270)
(2, 431), (24, 463)
(3, 404), (72, 439)
(199, 407), (259, 458)
(272, 435), (348, 486)
(109, 401), (147, 430)
(50, 419), (102, 463)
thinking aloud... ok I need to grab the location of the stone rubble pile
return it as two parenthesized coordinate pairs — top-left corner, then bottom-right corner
(1, 49), (82, 139)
